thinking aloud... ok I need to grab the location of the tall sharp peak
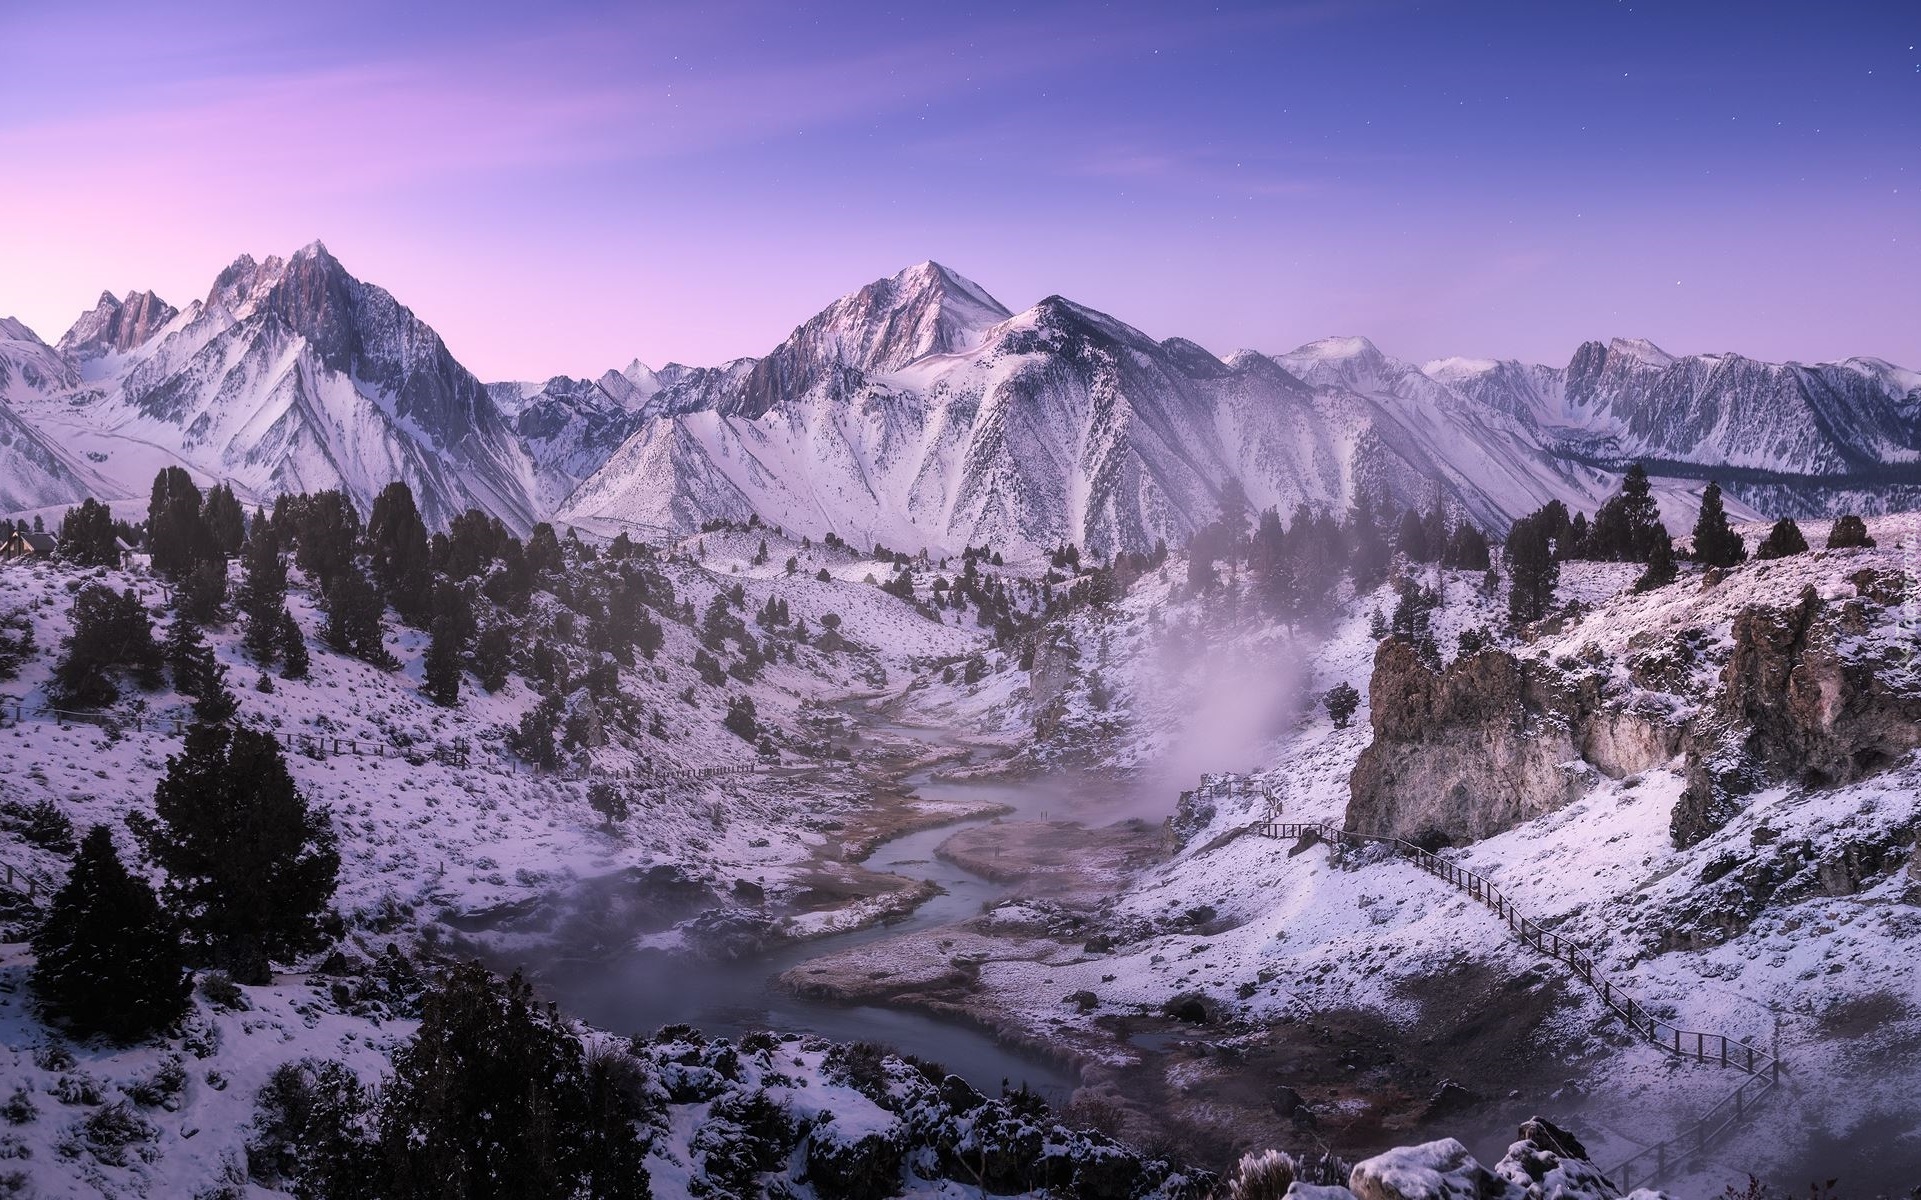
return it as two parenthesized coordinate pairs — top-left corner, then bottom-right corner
(781, 259), (1013, 376)
(206, 251), (286, 314)
(881, 260), (1011, 317)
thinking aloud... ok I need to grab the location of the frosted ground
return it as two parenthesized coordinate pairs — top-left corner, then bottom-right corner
(0, 515), (1916, 1195)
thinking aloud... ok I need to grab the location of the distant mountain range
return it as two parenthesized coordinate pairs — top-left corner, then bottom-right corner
(4, 245), (1916, 556)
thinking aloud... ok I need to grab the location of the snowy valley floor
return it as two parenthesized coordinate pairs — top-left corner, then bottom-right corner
(1, 519), (1918, 1196)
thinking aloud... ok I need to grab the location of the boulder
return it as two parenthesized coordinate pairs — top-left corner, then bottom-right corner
(1347, 1137), (1506, 1200)
(1492, 1117), (1621, 1199)
(805, 1114), (907, 1200)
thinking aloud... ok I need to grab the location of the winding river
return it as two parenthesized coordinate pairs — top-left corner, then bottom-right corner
(529, 767), (1091, 1102)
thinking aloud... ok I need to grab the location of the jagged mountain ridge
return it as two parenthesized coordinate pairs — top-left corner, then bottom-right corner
(2, 249), (1916, 554)
(4, 243), (537, 530)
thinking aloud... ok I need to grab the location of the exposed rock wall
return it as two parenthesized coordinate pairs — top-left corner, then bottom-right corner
(1347, 640), (1681, 845)
(1675, 580), (1921, 847)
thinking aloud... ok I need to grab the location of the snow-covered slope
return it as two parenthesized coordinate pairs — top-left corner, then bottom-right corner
(0, 318), (108, 512)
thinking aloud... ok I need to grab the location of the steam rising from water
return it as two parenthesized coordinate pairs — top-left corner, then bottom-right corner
(1137, 615), (1314, 810)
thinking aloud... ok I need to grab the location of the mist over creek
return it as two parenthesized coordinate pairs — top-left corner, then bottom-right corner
(442, 695), (1864, 1189)
(451, 705), (1144, 1106)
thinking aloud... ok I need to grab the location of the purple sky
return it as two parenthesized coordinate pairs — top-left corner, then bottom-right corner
(2, 1), (1915, 380)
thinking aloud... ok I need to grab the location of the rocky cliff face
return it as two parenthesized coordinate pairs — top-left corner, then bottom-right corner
(1347, 639), (1682, 846)
(1673, 575), (1921, 848)
(56, 290), (178, 359)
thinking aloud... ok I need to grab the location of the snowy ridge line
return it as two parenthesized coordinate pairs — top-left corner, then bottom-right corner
(6, 703), (764, 784)
(1251, 820), (1781, 1190)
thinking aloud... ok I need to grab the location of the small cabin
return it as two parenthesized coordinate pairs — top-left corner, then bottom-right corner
(0, 529), (58, 563)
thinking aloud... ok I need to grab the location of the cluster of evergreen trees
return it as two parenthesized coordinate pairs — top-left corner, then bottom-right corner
(1187, 479), (1492, 623)
(248, 963), (652, 1200)
(1501, 465), (1871, 624)
(31, 723), (339, 1041)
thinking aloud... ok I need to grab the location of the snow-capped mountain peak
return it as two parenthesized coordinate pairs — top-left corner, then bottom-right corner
(1604, 336), (1675, 368)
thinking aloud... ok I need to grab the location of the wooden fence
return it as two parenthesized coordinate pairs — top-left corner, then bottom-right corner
(1252, 820), (1780, 1190)
(0, 855), (55, 905)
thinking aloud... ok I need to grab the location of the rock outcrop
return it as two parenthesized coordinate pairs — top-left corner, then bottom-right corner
(1305, 1118), (1666, 1200)
(1675, 581), (1921, 848)
(1347, 640), (1682, 845)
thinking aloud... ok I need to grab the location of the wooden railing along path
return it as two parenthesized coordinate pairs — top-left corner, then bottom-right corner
(1251, 819), (1781, 1190)
(0, 854), (56, 905)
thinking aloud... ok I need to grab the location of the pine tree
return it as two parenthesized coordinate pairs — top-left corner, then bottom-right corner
(1690, 482), (1747, 567)
(474, 623), (513, 692)
(1505, 512), (1560, 624)
(324, 567), (396, 668)
(59, 498), (121, 567)
(1420, 500), (1448, 564)
(723, 694), (759, 742)
(32, 825), (190, 1043)
(279, 608), (311, 680)
(511, 695), (566, 769)
(1589, 464), (1663, 562)
(368, 483), (433, 626)
(587, 781), (629, 829)
(132, 725), (339, 982)
(424, 616), (463, 707)
(1442, 523), (1491, 571)
(1396, 507), (1430, 563)
(1186, 524), (1218, 592)
(147, 466), (207, 581)
(178, 556), (231, 624)
(373, 964), (603, 1200)
(1322, 682), (1360, 729)
(1632, 522), (1678, 592)
(165, 616), (239, 722)
(290, 491), (363, 592)
(202, 483), (247, 558)
(577, 1049), (653, 1200)
(1756, 517), (1809, 560)
(1620, 464), (1662, 560)
(52, 584), (164, 707)
(239, 513), (289, 665)
(1345, 492), (1392, 592)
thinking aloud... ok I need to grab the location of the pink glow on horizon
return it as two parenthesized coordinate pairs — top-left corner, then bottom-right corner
(1, 1), (1914, 380)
